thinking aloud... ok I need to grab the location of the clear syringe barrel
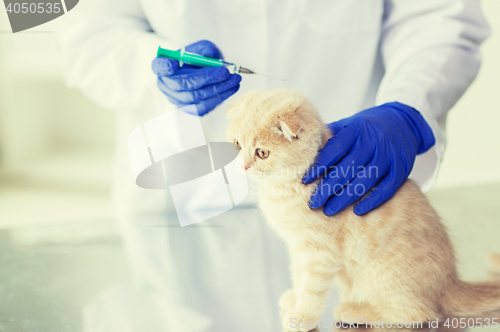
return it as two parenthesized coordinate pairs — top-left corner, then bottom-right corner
(157, 47), (241, 73)
(181, 53), (239, 73)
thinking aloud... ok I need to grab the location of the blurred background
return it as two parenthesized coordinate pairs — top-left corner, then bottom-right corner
(0, 1), (499, 332)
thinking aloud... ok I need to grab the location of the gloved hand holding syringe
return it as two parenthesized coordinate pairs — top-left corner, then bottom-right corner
(152, 40), (282, 116)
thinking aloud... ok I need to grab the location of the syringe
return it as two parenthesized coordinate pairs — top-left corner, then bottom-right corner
(157, 47), (284, 81)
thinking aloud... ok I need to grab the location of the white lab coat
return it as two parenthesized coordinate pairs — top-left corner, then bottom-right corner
(58, 0), (489, 331)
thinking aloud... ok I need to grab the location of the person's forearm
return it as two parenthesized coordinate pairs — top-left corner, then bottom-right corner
(376, 0), (490, 150)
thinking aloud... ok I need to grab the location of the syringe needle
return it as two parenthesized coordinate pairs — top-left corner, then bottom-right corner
(254, 73), (286, 81)
(238, 67), (285, 81)
(238, 67), (256, 74)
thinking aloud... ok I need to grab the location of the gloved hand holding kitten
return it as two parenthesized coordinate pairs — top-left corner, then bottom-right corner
(303, 102), (435, 216)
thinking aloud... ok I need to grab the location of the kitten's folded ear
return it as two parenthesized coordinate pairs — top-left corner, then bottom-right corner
(226, 106), (238, 116)
(226, 99), (240, 116)
(226, 105), (239, 117)
(273, 114), (302, 141)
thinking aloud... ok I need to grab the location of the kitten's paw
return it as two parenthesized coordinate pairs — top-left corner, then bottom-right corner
(279, 289), (297, 309)
(282, 309), (320, 331)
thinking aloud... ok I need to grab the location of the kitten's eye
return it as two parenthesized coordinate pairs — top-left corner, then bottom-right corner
(234, 140), (241, 150)
(256, 148), (270, 159)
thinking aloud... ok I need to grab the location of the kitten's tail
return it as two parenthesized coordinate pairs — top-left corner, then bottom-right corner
(445, 253), (500, 320)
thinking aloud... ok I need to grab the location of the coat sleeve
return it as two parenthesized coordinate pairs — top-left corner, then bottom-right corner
(375, 0), (490, 191)
(58, 0), (178, 112)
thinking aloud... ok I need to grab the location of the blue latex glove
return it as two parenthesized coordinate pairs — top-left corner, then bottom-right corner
(151, 40), (241, 116)
(303, 102), (435, 216)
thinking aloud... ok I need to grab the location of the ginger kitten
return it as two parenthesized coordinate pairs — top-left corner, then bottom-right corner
(226, 90), (500, 331)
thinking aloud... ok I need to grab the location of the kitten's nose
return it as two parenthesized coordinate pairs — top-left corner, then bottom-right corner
(242, 163), (252, 171)
(241, 156), (252, 171)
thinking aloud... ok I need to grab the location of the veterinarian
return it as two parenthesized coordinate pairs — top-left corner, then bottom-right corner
(59, 0), (489, 331)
